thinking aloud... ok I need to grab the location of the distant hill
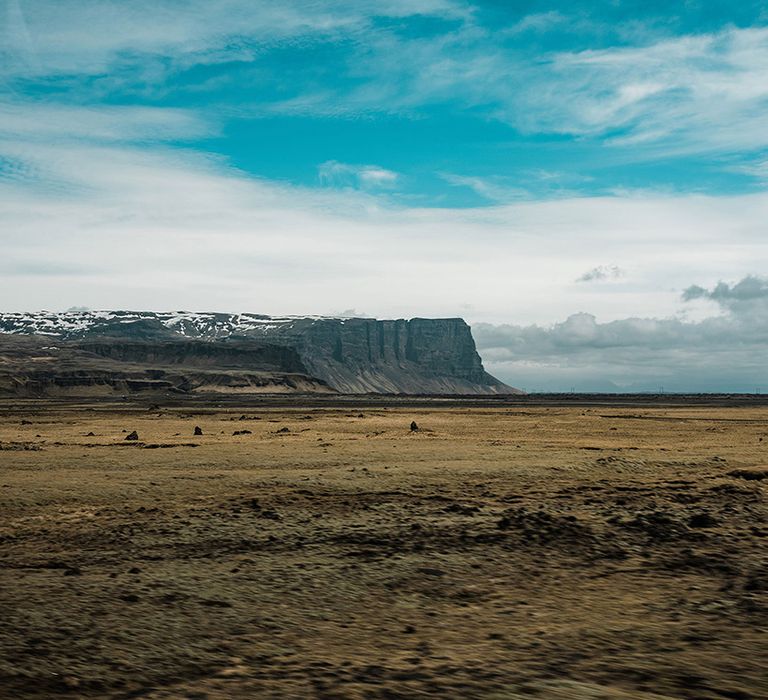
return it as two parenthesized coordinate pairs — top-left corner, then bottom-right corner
(0, 311), (519, 397)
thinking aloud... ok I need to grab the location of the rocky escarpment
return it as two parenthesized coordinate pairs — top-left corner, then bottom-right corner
(0, 311), (518, 396)
(240, 317), (511, 394)
(77, 338), (308, 374)
(0, 335), (332, 398)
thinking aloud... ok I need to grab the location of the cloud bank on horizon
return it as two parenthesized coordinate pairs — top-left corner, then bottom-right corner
(1, 0), (767, 390)
(474, 276), (768, 392)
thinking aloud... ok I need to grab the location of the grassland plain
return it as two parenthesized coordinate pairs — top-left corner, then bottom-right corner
(0, 400), (766, 699)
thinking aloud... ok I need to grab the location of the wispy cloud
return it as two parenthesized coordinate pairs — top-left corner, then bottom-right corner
(441, 170), (596, 203)
(732, 156), (768, 182)
(228, 19), (768, 162)
(4, 3), (768, 162)
(0, 102), (210, 143)
(0, 0), (469, 80)
(363, 23), (768, 155)
(504, 11), (567, 36)
(524, 27), (768, 154)
(439, 173), (530, 203)
(318, 160), (399, 189)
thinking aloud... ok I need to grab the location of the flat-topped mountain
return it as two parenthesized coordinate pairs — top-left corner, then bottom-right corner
(0, 311), (518, 397)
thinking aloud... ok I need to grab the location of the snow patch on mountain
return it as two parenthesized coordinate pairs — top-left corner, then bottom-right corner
(0, 310), (351, 340)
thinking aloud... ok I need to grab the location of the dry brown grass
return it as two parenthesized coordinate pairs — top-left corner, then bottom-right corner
(0, 402), (766, 699)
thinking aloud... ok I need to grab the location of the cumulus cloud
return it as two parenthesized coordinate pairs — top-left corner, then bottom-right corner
(474, 276), (768, 392)
(577, 265), (624, 282)
(682, 275), (768, 304)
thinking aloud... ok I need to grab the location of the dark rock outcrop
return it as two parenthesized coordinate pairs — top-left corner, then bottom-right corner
(0, 311), (518, 396)
(237, 317), (512, 394)
(0, 335), (332, 397)
(77, 339), (308, 373)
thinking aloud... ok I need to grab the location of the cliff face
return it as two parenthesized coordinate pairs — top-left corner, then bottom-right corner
(0, 335), (332, 398)
(248, 317), (511, 394)
(0, 311), (518, 396)
(77, 339), (308, 374)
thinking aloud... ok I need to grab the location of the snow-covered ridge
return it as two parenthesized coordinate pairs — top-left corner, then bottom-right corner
(0, 310), (350, 340)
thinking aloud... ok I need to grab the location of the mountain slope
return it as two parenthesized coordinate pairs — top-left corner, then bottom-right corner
(0, 311), (519, 396)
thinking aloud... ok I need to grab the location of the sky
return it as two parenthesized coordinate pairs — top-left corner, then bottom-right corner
(1, 0), (767, 391)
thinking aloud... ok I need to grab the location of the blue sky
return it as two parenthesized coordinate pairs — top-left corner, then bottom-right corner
(1, 0), (768, 390)
(5, 0), (768, 204)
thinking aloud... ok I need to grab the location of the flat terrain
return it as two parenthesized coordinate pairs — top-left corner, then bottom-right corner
(0, 400), (766, 699)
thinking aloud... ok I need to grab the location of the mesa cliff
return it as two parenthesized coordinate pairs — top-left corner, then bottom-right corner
(0, 311), (518, 396)
(242, 317), (510, 394)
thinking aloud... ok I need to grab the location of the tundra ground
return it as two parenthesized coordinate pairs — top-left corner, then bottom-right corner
(0, 401), (766, 699)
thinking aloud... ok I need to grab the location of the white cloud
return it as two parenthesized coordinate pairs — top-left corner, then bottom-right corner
(440, 173), (530, 202)
(250, 19), (768, 156)
(1, 114), (767, 325)
(733, 157), (768, 182)
(0, 101), (210, 143)
(0, 0), (469, 80)
(4, 3), (768, 159)
(474, 276), (768, 391)
(318, 160), (399, 189)
(522, 27), (768, 153)
(504, 11), (566, 36)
